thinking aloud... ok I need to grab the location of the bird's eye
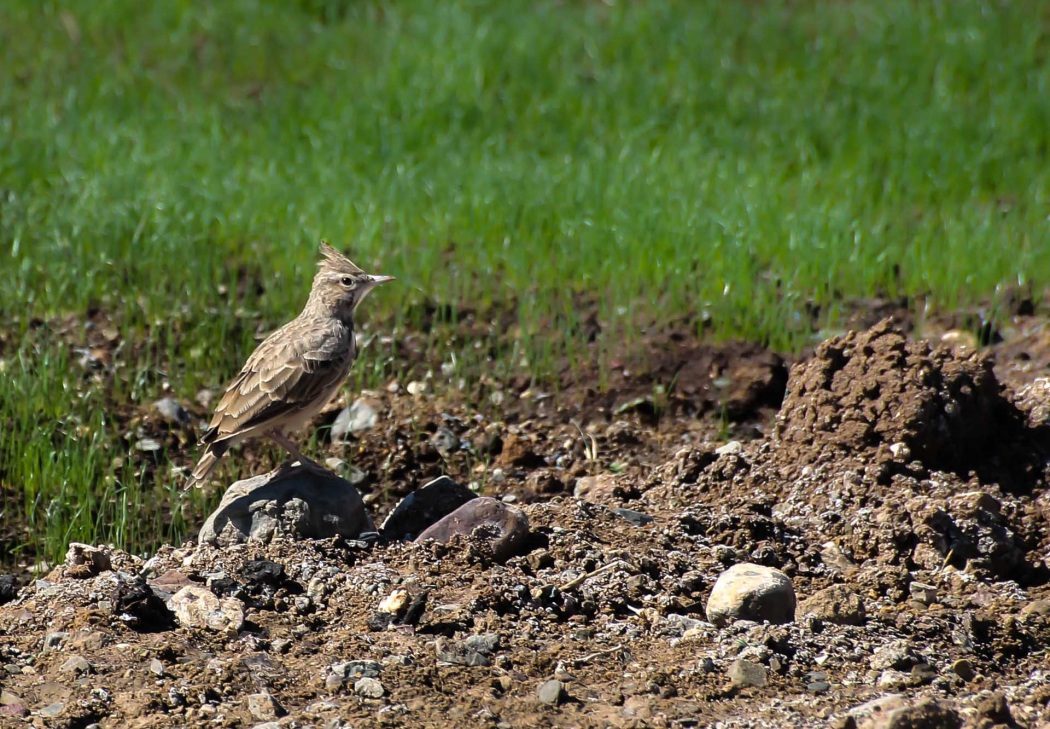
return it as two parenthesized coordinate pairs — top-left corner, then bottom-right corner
(340, 276), (354, 287)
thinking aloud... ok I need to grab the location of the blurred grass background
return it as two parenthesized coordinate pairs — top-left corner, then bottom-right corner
(1, 0), (1048, 568)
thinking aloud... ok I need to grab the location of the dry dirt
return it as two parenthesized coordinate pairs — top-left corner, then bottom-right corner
(3, 311), (1050, 729)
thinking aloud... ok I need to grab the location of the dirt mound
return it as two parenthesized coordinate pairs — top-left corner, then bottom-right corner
(773, 319), (1047, 490)
(644, 320), (1050, 585)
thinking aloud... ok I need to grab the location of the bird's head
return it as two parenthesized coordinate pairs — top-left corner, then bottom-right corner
(310, 241), (395, 322)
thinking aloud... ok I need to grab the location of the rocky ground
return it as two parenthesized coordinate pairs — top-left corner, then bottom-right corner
(3, 313), (1050, 729)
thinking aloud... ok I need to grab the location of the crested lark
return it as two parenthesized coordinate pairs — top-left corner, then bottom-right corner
(186, 242), (394, 489)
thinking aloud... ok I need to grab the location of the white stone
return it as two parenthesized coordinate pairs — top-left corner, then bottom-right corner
(170, 585), (245, 633)
(705, 562), (796, 627)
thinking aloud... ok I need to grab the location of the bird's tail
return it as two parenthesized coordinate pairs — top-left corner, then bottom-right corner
(184, 442), (228, 490)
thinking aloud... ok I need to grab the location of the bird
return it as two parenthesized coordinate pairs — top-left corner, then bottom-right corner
(185, 241), (394, 489)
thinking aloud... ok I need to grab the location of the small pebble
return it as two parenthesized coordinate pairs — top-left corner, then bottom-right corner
(951, 658), (975, 682)
(715, 440), (743, 455)
(355, 677), (385, 698)
(39, 703), (65, 718)
(59, 655), (92, 675)
(727, 659), (767, 689)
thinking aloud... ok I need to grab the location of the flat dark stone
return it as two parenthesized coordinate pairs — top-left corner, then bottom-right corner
(380, 476), (478, 542)
(415, 497), (531, 562)
(0, 575), (18, 606)
(612, 507), (656, 527)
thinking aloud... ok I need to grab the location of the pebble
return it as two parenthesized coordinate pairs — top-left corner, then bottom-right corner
(246, 692), (284, 721)
(332, 660), (382, 680)
(950, 658), (975, 682)
(59, 655), (92, 675)
(430, 427), (459, 456)
(715, 440), (743, 455)
(612, 508), (655, 527)
(43, 631), (69, 652)
(798, 584), (865, 625)
(354, 677), (385, 698)
(435, 634), (500, 667)
(537, 679), (566, 705)
(169, 585), (245, 633)
(63, 543), (112, 577)
(727, 659), (767, 689)
(0, 575), (17, 605)
(149, 658), (165, 677)
(706, 563), (796, 627)
(909, 582), (939, 605)
(39, 702), (65, 718)
(330, 398), (379, 439)
(415, 497), (531, 562)
(869, 639), (922, 671)
(153, 397), (191, 426)
(406, 381), (427, 396)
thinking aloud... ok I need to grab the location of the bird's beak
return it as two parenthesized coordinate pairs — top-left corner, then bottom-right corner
(368, 275), (396, 286)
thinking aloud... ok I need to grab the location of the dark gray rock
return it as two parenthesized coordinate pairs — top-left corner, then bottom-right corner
(111, 575), (176, 632)
(415, 496), (530, 561)
(198, 464), (374, 546)
(612, 507), (655, 527)
(380, 476), (478, 542)
(0, 575), (17, 606)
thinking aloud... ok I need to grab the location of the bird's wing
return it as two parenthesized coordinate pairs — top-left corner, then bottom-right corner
(200, 322), (354, 444)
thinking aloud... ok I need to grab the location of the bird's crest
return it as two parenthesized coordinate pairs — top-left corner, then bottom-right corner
(319, 241), (364, 275)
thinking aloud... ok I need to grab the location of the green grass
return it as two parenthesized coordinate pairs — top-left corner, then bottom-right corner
(2, 0), (1049, 568)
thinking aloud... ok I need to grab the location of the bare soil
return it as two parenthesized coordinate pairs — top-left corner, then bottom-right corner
(3, 306), (1050, 728)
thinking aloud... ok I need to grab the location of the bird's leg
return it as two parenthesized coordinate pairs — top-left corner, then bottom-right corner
(267, 430), (330, 475)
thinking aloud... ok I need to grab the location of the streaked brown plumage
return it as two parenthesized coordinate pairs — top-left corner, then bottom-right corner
(186, 242), (394, 489)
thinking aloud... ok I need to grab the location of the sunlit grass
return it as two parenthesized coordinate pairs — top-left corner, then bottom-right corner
(1, 0), (1048, 567)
